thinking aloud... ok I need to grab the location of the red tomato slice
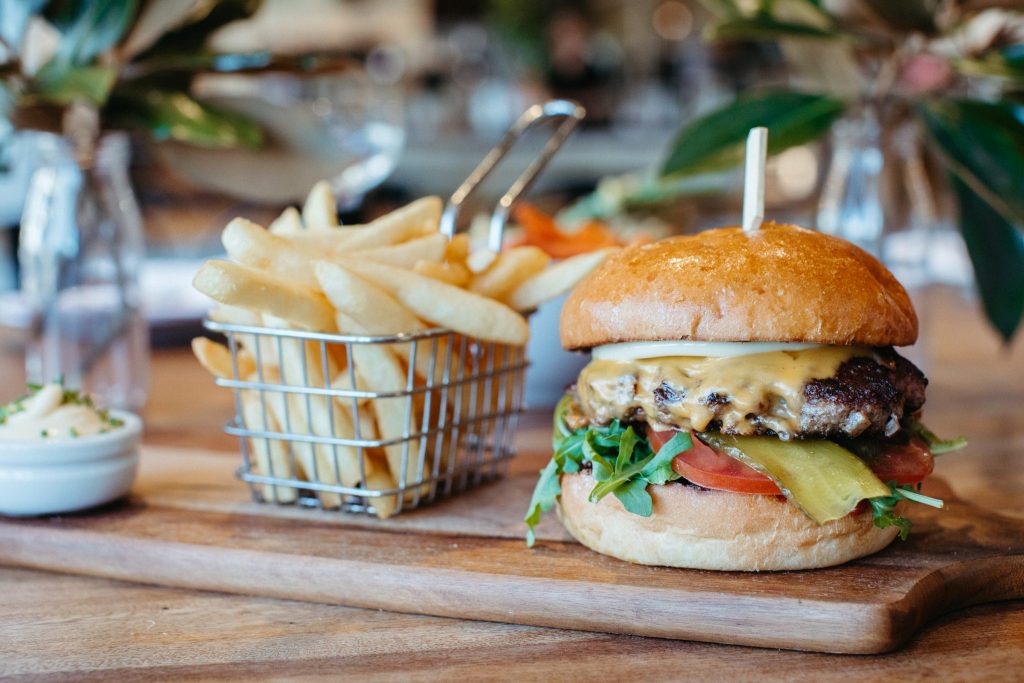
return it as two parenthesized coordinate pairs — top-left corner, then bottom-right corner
(860, 439), (934, 485)
(646, 429), (933, 495)
(648, 428), (781, 495)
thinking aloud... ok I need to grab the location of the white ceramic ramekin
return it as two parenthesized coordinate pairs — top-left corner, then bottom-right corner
(0, 411), (142, 516)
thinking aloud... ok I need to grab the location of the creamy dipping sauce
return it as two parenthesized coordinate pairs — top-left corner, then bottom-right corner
(0, 384), (123, 440)
(576, 346), (868, 438)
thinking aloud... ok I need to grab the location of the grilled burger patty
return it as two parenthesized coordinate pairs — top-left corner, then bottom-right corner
(572, 347), (927, 440)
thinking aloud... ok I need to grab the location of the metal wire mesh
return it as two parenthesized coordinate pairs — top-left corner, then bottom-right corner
(204, 319), (527, 516)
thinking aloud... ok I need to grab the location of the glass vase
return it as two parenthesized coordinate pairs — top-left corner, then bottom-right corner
(18, 132), (149, 411)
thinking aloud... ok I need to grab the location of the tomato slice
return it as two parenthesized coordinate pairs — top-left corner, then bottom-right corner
(648, 428), (781, 495)
(859, 439), (934, 485)
(646, 428), (933, 495)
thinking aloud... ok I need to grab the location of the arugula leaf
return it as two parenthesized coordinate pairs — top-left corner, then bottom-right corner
(911, 420), (968, 455)
(524, 459), (560, 548)
(524, 395), (694, 544)
(641, 431), (692, 485)
(868, 482), (945, 541)
(868, 495), (913, 541)
(612, 478), (653, 517)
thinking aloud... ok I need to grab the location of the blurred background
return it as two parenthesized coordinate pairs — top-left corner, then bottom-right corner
(0, 0), (1021, 409)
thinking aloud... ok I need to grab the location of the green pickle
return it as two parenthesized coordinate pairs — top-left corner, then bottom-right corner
(699, 433), (892, 524)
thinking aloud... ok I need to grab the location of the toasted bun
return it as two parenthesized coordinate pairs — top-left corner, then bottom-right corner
(560, 223), (917, 349)
(557, 472), (900, 571)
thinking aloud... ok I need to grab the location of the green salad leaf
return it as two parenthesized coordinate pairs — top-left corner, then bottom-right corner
(869, 482), (945, 540)
(911, 421), (968, 455)
(523, 396), (692, 546)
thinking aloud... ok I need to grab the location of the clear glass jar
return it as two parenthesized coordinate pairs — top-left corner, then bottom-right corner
(18, 132), (148, 411)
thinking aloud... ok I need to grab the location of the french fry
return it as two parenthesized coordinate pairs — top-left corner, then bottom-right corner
(190, 336), (256, 381)
(505, 247), (619, 311)
(338, 312), (431, 500)
(240, 389), (299, 504)
(313, 260), (425, 334)
(222, 217), (321, 287)
(190, 338), (297, 502)
(338, 260), (529, 345)
(340, 196), (442, 250)
(444, 233), (470, 264)
(271, 335), (379, 509)
(466, 248), (498, 274)
(208, 304), (279, 369)
(269, 206), (304, 236)
(413, 259), (471, 287)
(193, 260), (336, 331)
(357, 233), (447, 268)
(302, 180), (339, 230)
(469, 246), (550, 299)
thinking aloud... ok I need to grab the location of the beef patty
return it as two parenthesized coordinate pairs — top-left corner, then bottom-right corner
(571, 348), (927, 440)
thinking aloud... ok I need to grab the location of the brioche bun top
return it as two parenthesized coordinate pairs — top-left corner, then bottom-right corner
(560, 222), (918, 350)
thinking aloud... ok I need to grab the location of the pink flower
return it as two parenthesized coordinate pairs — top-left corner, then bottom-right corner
(900, 53), (953, 95)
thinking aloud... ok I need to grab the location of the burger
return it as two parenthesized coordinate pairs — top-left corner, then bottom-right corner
(524, 222), (966, 571)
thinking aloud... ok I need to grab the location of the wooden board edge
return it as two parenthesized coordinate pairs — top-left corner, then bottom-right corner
(0, 522), (918, 654)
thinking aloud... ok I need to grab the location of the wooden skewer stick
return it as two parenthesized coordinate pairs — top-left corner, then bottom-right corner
(742, 127), (768, 233)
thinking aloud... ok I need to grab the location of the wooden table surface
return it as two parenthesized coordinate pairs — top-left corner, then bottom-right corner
(3, 287), (1024, 681)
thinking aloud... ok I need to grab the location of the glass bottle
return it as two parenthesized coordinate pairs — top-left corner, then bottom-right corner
(18, 131), (148, 411)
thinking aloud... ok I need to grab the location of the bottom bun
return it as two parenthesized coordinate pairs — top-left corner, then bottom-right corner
(557, 472), (900, 571)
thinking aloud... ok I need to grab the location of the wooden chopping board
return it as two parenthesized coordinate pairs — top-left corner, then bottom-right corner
(0, 445), (1021, 655)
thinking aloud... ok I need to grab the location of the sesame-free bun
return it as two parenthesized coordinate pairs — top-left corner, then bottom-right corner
(557, 471), (900, 571)
(560, 223), (918, 350)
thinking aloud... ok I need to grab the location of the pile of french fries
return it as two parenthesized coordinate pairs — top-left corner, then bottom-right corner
(191, 181), (617, 518)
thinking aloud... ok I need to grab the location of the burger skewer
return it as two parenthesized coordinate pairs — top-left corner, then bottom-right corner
(742, 126), (768, 233)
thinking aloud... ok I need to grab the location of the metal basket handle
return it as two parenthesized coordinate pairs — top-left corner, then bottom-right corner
(440, 99), (586, 253)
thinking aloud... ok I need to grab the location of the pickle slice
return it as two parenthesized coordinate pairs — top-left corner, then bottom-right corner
(699, 433), (892, 524)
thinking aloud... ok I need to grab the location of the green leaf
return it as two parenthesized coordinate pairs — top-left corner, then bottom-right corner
(950, 175), (1024, 341)
(868, 481), (945, 541)
(868, 496), (912, 541)
(858, 0), (936, 34)
(110, 90), (263, 149)
(660, 91), (845, 178)
(552, 393), (574, 447)
(46, 0), (139, 65)
(30, 60), (116, 105)
(612, 478), (653, 517)
(614, 426), (641, 471)
(640, 431), (692, 485)
(911, 420), (968, 455)
(955, 45), (1024, 82)
(524, 459), (561, 547)
(918, 99), (1024, 227)
(589, 452), (656, 502)
(708, 16), (836, 41)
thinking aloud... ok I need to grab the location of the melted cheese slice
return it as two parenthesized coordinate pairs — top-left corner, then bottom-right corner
(577, 346), (867, 438)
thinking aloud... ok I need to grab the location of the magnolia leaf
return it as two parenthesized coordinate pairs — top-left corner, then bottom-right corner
(110, 89), (263, 149)
(951, 175), (1024, 342)
(954, 45), (1024, 83)
(31, 60), (116, 105)
(660, 91), (845, 178)
(858, 0), (936, 34)
(46, 0), (139, 65)
(918, 99), (1024, 228)
(708, 16), (836, 41)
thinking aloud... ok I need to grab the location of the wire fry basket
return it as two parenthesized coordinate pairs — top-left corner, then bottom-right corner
(206, 100), (585, 516)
